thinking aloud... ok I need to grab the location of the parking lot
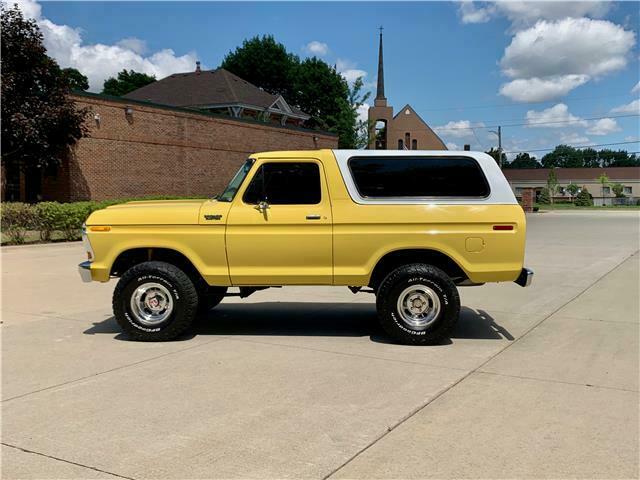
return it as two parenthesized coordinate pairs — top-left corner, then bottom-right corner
(1, 211), (638, 479)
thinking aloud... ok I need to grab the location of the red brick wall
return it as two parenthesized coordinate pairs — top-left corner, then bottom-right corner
(42, 94), (337, 201)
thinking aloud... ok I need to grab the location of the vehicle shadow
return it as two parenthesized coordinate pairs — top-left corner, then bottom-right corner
(83, 302), (514, 344)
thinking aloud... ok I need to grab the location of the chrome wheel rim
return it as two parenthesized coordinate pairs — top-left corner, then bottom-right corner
(396, 284), (441, 330)
(130, 282), (174, 326)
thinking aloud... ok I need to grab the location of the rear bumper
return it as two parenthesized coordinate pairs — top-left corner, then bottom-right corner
(78, 261), (92, 283)
(514, 267), (534, 287)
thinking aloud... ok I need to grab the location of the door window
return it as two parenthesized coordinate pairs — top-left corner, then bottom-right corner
(243, 162), (321, 205)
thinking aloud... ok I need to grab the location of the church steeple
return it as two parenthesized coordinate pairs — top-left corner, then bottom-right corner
(375, 26), (386, 104)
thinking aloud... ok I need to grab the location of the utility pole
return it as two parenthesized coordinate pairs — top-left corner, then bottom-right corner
(489, 126), (503, 168)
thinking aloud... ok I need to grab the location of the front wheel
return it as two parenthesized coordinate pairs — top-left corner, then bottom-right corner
(113, 261), (199, 341)
(376, 264), (460, 345)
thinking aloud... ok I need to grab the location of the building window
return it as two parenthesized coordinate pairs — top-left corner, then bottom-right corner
(515, 187), (523, 196)
(243, 162), (321, 205)
(348, 156), (490, 198)
(412, 139), (417, 150)
(398, 139), (404, 150)
(405, 133), (410, 148)
(624, 186), (632, 194)
(558, 186), (565, 195)
(603, 186), (611, 195)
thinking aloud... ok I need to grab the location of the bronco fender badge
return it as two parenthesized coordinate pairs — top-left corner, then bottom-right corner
(204, 214), (222, 220)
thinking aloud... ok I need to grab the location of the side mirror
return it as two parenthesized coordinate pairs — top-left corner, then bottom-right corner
(254, 200), (270, 213)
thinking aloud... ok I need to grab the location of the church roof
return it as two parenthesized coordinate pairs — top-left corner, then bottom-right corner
(123, 68), (308, 118)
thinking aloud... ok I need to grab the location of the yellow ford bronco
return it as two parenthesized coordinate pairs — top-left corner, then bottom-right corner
(79, 150), (532, 345)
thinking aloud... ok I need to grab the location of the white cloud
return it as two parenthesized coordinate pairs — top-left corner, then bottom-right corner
(632, 82), (640, 95)
(304, 41), (329, 57)
(8, 0), (200, 91)
(501, 18), (635, 80)
(458, 1), (495, 24)
(624, 135), (640, 142)
(336, 58), (368, 85)
(458, 1), (612, 30)
(116, 37), (148, 55)
(433, 120), (485, 138)
(559, 132), (592, 145)
(611, 99), (640, 114)
(497, 1), (611, 30)
(500, 75), (590, 103)
(498, 18), (635, 102)
(446, 142), (461, 151)
(525, 103), (587, 128)
(586, 118), (621, 136)
(356, 103), (369, 124)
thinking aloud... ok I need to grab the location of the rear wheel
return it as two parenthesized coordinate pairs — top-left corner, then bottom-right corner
(376, 264), (460, 345)
(113, 261), (199, 341)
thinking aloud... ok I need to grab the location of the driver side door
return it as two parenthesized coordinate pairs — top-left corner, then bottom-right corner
(226, 158), (333, 285)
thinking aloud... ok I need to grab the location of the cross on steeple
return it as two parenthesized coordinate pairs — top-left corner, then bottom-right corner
(376, 26), (386, 101)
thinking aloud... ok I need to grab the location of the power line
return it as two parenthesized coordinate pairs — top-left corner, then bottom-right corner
(420, 91), (634, 112)
(434, 113), (639, 131)
(504, 141), (640, 155)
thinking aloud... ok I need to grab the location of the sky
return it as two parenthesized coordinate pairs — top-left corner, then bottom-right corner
(8, 0), (640, 158)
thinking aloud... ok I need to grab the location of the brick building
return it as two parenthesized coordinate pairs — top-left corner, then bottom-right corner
(504, 167), (640, 206)
(3, 87), (336, 202)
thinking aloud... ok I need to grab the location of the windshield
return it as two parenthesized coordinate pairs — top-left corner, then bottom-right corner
(218, 158), (255, 202)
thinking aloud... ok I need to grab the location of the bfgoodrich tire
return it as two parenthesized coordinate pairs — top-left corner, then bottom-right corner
(376, 264), (460, 345)
(113, 261), (199, 341)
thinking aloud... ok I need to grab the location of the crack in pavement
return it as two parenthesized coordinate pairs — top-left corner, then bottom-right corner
(1, 337), (228, 403)
(2, 443), (135, 480)
(323, 250), (639, 480)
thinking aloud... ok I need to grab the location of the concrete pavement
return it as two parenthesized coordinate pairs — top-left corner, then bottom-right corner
(1, 211), (638, 479)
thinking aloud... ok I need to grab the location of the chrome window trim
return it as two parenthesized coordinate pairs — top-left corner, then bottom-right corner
(332, 150), (518, 206)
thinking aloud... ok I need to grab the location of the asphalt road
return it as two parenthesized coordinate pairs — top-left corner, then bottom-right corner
(1, 211), (639, 479)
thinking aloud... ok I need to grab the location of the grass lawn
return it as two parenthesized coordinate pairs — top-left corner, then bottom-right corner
(1, 230), (78, 246)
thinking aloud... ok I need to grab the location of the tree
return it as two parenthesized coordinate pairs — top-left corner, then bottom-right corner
(221, 35), (369, 148)
(1, 5), (88, 175)
(538, 187), (551, 205)
(566, 183), (580, 201)
(102, 69), (156, 96)
(61, 67), (89, 91)
(575, 186), (593, 206)
(486, 147), (507, 166)
(505, 152), (540, 169)
(221, 35), (298, 99)
(611, 183), (626, 198)
(597, 173), (610, 206)
(546, 168), (559, 205)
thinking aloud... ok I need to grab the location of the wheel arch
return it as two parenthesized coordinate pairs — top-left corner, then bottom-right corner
(368, 248), (469, 291)
(110, 247), (208, 291)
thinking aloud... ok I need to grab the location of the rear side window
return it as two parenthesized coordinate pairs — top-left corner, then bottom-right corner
(348, 156), (490, 198)
(243, 162), (321, 205)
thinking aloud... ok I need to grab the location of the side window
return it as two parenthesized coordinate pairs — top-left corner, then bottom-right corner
(348, 156), (490, 198)
(243, 162), (321, 205)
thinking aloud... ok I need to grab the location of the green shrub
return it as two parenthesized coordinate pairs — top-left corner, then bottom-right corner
(1, 203), (37, 244)
(34, 202), (64, 241)
(57, 202), (95, 240)
(575, 187), (593, 207)
(538, 187), (551, 204)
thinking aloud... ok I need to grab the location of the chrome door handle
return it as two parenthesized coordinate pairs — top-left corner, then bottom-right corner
(306, 214), (321, 220)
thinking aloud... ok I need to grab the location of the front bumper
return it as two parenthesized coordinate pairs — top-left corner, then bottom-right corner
(514, 267), (534, 287)
(78, 261), (92, 283)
